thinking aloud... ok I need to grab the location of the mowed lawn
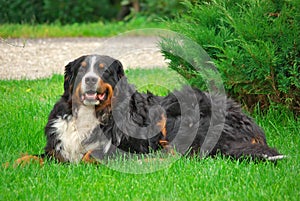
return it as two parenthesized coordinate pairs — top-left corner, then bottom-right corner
(0, 68), (299, 201)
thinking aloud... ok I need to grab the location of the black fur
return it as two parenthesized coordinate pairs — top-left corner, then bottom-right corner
(43, 54), (284, 163)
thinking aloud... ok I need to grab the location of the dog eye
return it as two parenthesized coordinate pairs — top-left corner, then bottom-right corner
(78, 67), (86, 73)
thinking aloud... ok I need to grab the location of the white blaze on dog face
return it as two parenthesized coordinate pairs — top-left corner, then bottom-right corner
(81, 56), (100, 94)
(77, 56), (104, 106)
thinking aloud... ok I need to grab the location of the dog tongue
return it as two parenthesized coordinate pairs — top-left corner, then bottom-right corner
(98, 93), (106, 100)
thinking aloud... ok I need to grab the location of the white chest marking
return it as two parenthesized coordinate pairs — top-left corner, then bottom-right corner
(52, 106), (99, 163)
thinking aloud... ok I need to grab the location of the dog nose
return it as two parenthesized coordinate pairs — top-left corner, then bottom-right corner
(85, 76), (98, 86)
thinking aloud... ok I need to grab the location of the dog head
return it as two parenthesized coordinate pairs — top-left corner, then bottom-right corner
(63, 55), (124, 111)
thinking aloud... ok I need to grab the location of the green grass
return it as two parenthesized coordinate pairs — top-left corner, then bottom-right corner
(0, 17), (166, 38)
(0, 68), (299, 201)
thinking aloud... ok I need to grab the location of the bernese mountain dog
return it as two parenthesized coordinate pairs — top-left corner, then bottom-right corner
(16, 54), (285, 165)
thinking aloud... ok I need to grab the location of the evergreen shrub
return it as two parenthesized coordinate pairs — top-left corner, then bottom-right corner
(161, 0), (300, 113)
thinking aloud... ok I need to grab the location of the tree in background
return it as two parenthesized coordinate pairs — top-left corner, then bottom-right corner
(0, 0), (120, 24)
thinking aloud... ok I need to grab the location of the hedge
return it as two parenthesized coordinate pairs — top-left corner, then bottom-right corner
(161, 0), (300, 113)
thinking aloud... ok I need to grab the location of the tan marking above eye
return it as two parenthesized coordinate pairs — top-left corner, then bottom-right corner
(81, 61), (87, 67)
(99, 63), (105, 68)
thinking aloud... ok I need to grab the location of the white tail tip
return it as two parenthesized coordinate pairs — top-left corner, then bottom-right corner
(262, 154), (287, 161)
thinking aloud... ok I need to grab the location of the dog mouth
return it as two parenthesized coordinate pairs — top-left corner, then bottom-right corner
(81, 89), (109, 106)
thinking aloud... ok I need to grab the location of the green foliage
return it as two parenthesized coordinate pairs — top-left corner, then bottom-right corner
(42, 0), (117, 24)
(0, 0), (119, 24)
(139, 0), (186, 20)
(162, 0), (300, 113)
(0, 0), (44, 23)
(0, 71), (299, 200)
(126, 68), (185, 96)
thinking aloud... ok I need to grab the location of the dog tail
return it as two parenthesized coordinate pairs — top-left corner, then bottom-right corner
(224, 142), (287, 161)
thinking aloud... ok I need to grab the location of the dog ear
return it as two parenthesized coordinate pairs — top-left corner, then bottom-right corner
(113, 60), (125, 80)
(62, 55), (86, 100)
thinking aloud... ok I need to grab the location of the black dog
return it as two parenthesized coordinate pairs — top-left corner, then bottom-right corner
(21, 55), (285, 164)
